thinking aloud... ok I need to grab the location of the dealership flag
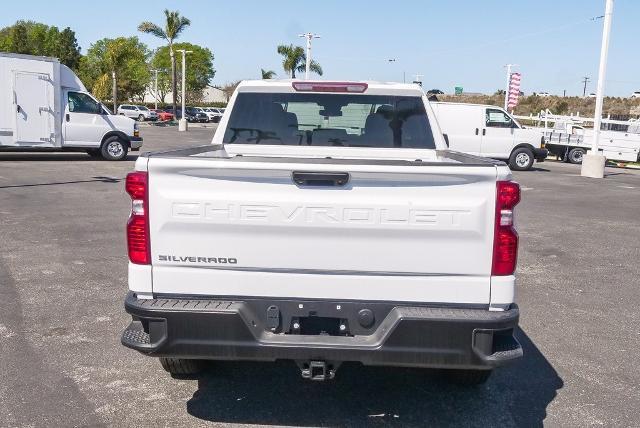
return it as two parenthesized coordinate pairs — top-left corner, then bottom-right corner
(507, 72), (521, 109)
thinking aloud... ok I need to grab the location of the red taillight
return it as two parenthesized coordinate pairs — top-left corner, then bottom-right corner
(492, 181), (520, 276)
(292, 81), (368, 93)
(126, 171), (150, 264)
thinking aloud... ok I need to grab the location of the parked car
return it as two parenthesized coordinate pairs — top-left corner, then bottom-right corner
(430, 102), (548, 170)
(121, 80), (523, 385)
(186, 107), (209, 123)
(117, 104), (157, 121)
(631, 91), (640, 99)
(537, 92), (551, 97)
(0, 52), (141, 161)
(588, 93), (597, 98)
(151, 109), (174, 121)
(203, 107), (224, 123)
(164, 108), (195, 122)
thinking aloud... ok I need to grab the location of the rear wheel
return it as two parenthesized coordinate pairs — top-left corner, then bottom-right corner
(100, 136), (128, 161)
(568, 148), (586, 164)
(137, 114), (145, 122)
(509, 147), (535, 171)
(159, 357), (205, 376)
(444, 369), (492, 386)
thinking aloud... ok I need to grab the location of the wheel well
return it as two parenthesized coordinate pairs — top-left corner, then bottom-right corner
(510, 144), (535, 157)
(101, 132), (130, 148)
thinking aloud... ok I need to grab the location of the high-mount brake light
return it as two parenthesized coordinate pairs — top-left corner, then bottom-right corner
(126, 171), (150, 265)
(492, 181), (520, 276)
(292, 82), (368, 93)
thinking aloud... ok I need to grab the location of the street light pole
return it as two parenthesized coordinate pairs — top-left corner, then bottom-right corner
(581, 0), (614, 179)
(298, 33), (320, 80)
(504, 64), (518, 110)
(176, 49), (193, 132)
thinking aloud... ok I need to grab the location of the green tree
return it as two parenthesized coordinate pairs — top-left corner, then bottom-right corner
(276, 44), (322, 78)
(138, 10), (191, 113)
(261, 68), (276, 79)
(0, 21), (81, 69)
(150, 42), (215, 103)
(79, 37), (150, 110)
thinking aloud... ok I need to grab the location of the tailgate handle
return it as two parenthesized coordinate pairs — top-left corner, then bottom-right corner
(292, 171), (350, 187)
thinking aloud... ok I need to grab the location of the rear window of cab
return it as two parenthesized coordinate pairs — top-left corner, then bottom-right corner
(223, 92), (435, 149)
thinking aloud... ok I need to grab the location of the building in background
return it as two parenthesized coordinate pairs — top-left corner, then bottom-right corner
(142, 86), (226, 105)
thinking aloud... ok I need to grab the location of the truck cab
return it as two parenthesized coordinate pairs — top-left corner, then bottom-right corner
(63, 90), (142, 159)
(431, 102), (548, 170)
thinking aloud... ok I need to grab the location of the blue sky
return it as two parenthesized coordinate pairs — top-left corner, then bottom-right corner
(2, 0), (638, 96)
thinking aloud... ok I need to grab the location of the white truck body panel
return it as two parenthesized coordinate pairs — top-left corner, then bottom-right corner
(0, 54), (62, 147)
(0, 52), (137, 150)
(431, 102), (543, 159)
(145, 154), (500, 304)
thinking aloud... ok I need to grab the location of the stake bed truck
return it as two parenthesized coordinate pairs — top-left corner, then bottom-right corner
(121, 80), (523, 384)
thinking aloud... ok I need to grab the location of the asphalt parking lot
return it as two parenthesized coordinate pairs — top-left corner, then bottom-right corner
(1, 126), (639, 427)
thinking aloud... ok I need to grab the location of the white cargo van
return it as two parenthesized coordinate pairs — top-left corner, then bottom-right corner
(431, 102), (547, 170)
(0, 53), (142, 160)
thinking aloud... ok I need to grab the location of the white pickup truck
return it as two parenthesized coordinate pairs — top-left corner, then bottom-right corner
(121, 80), (523, 385)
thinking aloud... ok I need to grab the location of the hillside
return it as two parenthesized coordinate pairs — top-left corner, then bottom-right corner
(437, 94), (640, 118)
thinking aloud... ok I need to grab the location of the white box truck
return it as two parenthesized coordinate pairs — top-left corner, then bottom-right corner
(431, 102), (548, 171)
(0, 52), (142, 160)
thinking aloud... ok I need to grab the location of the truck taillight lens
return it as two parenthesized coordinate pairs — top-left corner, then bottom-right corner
(126, 171), (150, 264)
(492, 181), (520, 276)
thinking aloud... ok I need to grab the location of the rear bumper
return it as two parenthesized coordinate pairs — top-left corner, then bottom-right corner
(121, 292), (522, 370)
(533, 148), (549, 161)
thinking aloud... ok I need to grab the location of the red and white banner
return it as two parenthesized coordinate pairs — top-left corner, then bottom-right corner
(507, 72), (521, 109)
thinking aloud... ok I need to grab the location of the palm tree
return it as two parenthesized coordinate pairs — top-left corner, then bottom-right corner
(261, 68), (276, 79)
(276, 44), (323, 79)
(138, 10), (190, 113)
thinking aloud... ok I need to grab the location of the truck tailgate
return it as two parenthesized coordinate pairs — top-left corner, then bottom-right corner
(146, 156), (497, 304)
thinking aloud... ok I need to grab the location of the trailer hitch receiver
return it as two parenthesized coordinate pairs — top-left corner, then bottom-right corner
(299, 360), (336, 381)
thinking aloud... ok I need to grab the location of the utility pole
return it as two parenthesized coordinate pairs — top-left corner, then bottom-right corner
(504, 64), (518, 110)
(177, 49), (193, 132)
(151, 69), (159, 110)
(582, 76), (591, 97)
(298, 32), (320, 80)
(582, 0), (614, 178)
